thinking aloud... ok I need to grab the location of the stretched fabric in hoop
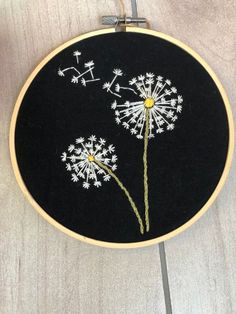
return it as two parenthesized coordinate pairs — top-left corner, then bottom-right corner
(11, 28), (232, 248)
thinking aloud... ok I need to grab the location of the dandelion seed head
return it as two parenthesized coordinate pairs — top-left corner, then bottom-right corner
(61, 136), (117, 189)
(110, 72), (184, 139)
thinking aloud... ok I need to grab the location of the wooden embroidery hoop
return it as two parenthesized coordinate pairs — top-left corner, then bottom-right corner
(9, 27), (234, 249)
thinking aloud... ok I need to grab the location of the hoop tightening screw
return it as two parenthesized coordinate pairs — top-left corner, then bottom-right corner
(102, 16), (146, 25)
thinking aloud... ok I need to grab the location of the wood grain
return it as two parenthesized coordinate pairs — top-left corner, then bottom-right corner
(142, 0), (236, 313)
(0, 1), (166, 313)
(0, 0), (235, 313)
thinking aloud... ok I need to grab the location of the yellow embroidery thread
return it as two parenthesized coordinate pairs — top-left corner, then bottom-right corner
(143, 108), (150, 232)
(144, 97), (155, 109)
(88, 155), (95, 162)
(95, 159), (144, 234)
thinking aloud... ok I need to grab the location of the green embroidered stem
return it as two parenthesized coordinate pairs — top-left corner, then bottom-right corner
(143, 109), (150, 232)
(95, 160), (144, 234)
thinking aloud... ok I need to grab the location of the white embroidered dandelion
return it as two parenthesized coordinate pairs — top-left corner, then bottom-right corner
(61, 136), (117, 189)
(104, 70), (185, 233)
(61, 135), (144, 233)
(110, 72), (183, 139)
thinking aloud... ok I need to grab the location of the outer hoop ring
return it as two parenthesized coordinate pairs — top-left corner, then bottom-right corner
(9, 27), (234, 249)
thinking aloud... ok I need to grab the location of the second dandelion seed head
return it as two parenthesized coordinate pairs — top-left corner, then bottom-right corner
(61, 136), (117, 189)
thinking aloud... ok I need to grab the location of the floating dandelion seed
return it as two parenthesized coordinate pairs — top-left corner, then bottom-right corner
(58, 52), (100, 87)
(58, 68), (65, 77)
(61, 135), (144, 234)
(71, 76), (79, 84)
(84, 60), (95, 68)
(73, 50), (81, 64)
(102, 68), (123, 97)
(113, 68), (123, 76)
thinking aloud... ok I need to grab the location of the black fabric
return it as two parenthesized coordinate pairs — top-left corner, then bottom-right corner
(15, 32), (229, 243)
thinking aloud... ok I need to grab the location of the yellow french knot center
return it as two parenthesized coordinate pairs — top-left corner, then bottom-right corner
(88, 155), (95, 162)
(144, 98), (155, 109)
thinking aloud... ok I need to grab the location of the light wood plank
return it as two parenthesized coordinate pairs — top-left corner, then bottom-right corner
(0, 1), (166, 313)
(147, 0), (236, 313)
(2, 0), (235, 313)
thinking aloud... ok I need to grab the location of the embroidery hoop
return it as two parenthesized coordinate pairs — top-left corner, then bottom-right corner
(9, 27), (234, 249)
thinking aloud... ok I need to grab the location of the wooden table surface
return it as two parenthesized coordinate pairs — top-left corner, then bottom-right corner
(0, 1), (235, 313)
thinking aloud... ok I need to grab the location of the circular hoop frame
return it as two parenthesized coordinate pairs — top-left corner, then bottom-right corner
(9, 27), (234, 249)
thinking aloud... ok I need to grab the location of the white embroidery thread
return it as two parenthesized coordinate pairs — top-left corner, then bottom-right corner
(61, 135), (144, 234)
(58, 61), (185, 234)
(110, 72), (183, 139)
(105, 70), (184, 232)
(58, 51), (100, 87)
(61, 135), (116, 189)
(103, 69), (123, 98)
